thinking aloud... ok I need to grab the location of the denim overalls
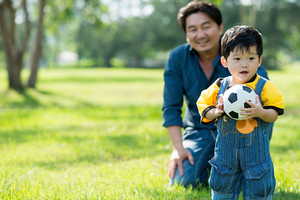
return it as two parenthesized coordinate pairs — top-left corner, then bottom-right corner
(208, 77), (276, 200)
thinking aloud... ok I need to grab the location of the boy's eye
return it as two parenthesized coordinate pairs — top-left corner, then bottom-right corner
(234, 58), (240, 60)
(249, 57), (255, 60)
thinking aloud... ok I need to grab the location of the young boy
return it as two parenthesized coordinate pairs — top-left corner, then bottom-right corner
(197, 25), (284, 200)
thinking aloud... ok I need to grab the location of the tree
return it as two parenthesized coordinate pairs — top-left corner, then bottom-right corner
(0, 0), (46, 90)
(27, 0), (46, 88)
(0, 0), (31, 90)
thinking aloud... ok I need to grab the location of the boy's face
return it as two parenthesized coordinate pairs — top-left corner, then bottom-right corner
(185, 12), (223, 56)
(221, 46), (262, 84)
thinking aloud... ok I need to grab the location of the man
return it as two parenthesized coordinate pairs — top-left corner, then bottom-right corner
(162, 1), (269, 188)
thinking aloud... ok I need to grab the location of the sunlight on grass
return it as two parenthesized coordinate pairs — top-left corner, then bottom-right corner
(0, 66), (299, 199)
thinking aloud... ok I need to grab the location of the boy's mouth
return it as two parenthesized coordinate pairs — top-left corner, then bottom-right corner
(240, 70), (248, 75)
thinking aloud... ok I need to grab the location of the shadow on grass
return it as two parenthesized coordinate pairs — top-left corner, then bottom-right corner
(3, 88), (42, 107)
(1, 89), (168, 170)
(2, 88), (97, 108)
(3, 128), (170, 170)
(40, 76), (162, 84)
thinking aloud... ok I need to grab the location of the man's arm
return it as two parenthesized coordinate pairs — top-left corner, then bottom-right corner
(167, 126), (194, 179)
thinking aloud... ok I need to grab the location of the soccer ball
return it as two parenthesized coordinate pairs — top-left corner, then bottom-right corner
(223, 84), (256, 120)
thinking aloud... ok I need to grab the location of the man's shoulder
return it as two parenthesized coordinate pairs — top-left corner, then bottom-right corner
(170, 43), (191, 55)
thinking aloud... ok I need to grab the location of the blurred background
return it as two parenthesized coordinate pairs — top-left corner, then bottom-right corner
(0, 0), (300, 89)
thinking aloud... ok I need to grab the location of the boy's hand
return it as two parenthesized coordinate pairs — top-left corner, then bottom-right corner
(204, 96), (224, 120)
(240, 95), (264, 120)
(215, 95), (224, 116)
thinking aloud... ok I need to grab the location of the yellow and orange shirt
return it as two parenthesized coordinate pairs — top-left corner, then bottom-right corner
(197, 74), (284, 125)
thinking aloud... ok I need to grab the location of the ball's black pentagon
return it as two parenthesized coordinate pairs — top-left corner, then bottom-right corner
(242, 85), (252, 93)
(228, 93), (238, 104)
(229, 111), (239, 119)
(244, 102), (251, 108)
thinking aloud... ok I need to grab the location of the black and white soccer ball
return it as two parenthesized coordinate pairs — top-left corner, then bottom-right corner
(223, 84), (256, 120)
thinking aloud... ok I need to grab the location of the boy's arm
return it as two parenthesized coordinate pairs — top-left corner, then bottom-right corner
(240, 95), (278, 122)
(258, 108), (278, 122)
(197, 79), (222, 124)
(204, 96), (224, 120)
(241, 81), (284, 122)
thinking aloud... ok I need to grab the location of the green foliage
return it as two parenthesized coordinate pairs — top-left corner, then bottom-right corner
(1, 0), (300, 72)
(0, 65), (299, 199)
(220, 0), (300, 69)
(73, 0), (297, 69)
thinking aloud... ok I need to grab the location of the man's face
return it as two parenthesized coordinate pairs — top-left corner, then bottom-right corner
(185, 12), (223, 56)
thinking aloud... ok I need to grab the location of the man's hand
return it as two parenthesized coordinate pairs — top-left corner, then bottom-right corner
(168, 148), (194, 179)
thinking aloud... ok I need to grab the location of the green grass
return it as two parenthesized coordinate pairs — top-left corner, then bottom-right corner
(0, 65), (299, 199)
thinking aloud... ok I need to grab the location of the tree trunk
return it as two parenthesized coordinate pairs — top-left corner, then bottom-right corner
(8, 52), (23, 89)
(266, 6), (279, 70)
(0, 0), (31, 90)
(27, 0), (46, 88)
(249, 0), (260, 28)
(238, 3), (247, 24)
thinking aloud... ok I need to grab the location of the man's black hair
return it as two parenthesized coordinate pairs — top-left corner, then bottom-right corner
(177, 1), (222, 33)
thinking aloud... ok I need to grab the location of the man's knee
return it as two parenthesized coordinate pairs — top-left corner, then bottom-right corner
(169, 163), (197, 187)
(169, 159), (209, 188)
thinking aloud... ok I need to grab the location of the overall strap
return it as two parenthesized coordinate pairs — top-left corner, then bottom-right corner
(254, 76), (267, 104)
(218, 77), (230, 99)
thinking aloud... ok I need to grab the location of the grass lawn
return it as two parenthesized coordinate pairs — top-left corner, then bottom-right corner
(0, 65), (299, 199)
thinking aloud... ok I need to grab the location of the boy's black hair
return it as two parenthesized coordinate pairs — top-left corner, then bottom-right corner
(221, 25), (263, 59)
(177, 1), (222, 34)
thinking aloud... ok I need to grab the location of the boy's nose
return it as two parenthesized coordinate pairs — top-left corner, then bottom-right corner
(241, 60), (248, 67)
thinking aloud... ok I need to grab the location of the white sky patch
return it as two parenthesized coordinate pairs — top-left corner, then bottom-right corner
(101, 0), (154, 21)
(15, 9), (25, 24)
(15, 14), (24, 24)
(76, 0), (85, 9)
(240, 0), (252, 5)
(143, 5), (154, 16)
(239, 0), (262, 6)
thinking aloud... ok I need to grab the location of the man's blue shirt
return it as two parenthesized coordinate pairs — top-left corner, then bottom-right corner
(162, 43), (269, 130)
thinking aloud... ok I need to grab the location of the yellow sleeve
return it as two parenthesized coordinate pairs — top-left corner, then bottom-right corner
(261, 81), (284, 115)
(197, 80), (220, 124)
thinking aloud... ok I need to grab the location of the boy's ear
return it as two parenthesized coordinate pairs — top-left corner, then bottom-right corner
(259, 56), (263, 66)
(221, 56), (228, 68)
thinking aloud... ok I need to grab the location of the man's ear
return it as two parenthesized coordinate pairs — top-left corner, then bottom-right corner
(221, 56), (228, 68)
(219, 24), (224, 36)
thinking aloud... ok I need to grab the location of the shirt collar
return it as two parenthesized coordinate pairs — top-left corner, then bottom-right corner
(213, 54), (221, 66)
(188, 43), (222, 74)
(188, 44), (194, 54)
(245, 73), (257, 83)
